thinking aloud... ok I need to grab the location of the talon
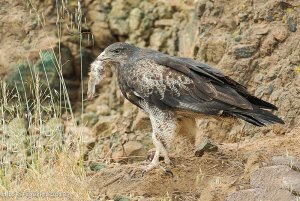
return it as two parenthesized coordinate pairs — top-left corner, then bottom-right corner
(142, 170), (146, 177)
(163, 168), (174, 177)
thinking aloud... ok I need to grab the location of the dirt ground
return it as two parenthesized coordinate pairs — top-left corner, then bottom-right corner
(88, 127), (300, 200)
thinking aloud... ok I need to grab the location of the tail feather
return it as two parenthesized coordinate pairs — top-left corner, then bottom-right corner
(226, 106), (284, 127)
(247, 96), (278, 110)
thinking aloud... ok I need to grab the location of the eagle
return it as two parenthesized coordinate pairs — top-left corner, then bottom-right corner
(87, 42), (284, 174)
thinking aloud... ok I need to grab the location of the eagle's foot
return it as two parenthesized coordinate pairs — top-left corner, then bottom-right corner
(161, 155), (175, 167)
(146, 149), (174, 166)
(160, 166), (174, 177)
(142, 163), (174, 177)
(146, 149), (163, 161)
(163, 155), (173, 166)
(142, 161), (160, 177)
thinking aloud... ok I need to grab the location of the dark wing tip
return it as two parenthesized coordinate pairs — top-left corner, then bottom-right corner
(247, 96), (278, 110)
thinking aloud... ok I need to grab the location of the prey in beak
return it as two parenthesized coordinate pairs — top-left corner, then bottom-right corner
(87, 51), (108, 100)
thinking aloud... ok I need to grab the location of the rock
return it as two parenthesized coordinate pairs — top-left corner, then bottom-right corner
(204, 37), (227, 63)
(89, 162), (107, 171)
(82, 112), (99, 126)
(114, 116), (132, 135)
(195, 138), (218, 157)
(195, 0), (207, 18)
(271, 156), (300, 171)
(114, 195), (131, 201)
(123, 141), (145, 157)
(251, 165), (300, 194)
(110, 0), (129, 18)
(238, 12), (249, 22)
(252, 24), (269, 35)
(127, 0), (140, 7)
(123, 98), (138, 118)
(273, 27), (288, 42)
(243, 153), (262, 180)
(287, 17), (297, 32)
(260, 35), (277, 56)
(198, 190), (215, 201)
(111, 148), (124, 162)
(225, 188), (297, 201)
(205, 0), (214, 13)
(88, 139), (111, 162)
(65, 121), (95, 156)
(88, 10), (107, 22)
(233, 44), (258, 59)
(178, 18), (198, 57)
(93, 115), (119, 137)
(253, 73), (264, 83)
(152, 2), (173, 19)
(149, 28), (172, 51)
(278, 1), (294, 10)
(154, 19), (175, 27)
(290, 55), (300, 65)
(109, 19), (129, 36)
(129, 8), (143, 31)
(96, 104), (111, 116)
(79, 126), (96, 145)
(91, 22), (116, 49)
(131, 109), (150, 131)
(108, 0), (130, 35)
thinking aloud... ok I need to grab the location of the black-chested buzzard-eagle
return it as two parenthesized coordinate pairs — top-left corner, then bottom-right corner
(87, 42), (284, 174)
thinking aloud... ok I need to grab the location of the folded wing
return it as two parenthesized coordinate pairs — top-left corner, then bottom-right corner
(120, 53), (283, 126)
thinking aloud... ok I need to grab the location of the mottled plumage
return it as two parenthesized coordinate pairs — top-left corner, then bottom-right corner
(88, 42), (284, 173)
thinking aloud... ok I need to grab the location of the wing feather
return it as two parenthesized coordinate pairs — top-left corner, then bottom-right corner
(120, 58), (252, 115)
(143, 52), (277, 110)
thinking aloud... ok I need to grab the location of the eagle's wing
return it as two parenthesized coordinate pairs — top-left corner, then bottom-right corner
(141, 52), (278, 110)
(118, 50), (283, 126)
(121, 58), (252, 116)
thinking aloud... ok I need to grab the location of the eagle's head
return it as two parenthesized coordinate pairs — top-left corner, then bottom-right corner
(87, 42), (138, 100)
(99, 42), (139, 65)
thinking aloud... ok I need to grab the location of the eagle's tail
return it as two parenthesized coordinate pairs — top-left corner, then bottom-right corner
(226, 106), (284, 127)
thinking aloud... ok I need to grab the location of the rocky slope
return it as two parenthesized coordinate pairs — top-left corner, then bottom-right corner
(83, 0), (300, 165)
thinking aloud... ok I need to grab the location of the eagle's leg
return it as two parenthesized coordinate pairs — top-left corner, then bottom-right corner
(142, 103), (177, 173)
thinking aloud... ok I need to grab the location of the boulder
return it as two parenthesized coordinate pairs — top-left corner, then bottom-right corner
(123, 140), (145, 157)
(226, 188), (297, 201)
(195, 138), (218, 157)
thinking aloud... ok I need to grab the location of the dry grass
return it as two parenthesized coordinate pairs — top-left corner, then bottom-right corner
(0, 0), (93, 199)
(9, 153), (89, 200)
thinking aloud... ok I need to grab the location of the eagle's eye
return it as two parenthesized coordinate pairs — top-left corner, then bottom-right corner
(111, 48), (122, 54)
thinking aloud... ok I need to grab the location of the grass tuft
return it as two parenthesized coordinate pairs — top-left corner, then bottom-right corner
(0, 0), (92, 199)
